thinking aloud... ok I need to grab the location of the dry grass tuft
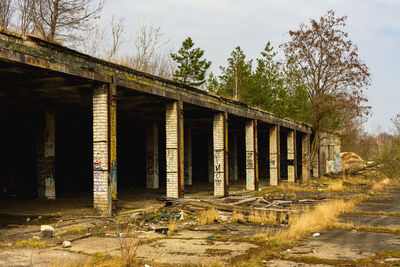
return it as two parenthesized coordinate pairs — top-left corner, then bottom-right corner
(260, 199), (358, 246)
(14, 239), (45, 249)
(326, 181), (344, 192)
(198, 208), (219, 226)
(168, 219), (179, 235)
(231, 210), (246, 223)
(248, 211), (277, 225)
(370, 178), (390, 193)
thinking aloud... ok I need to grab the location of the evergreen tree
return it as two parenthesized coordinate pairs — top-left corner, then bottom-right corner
(218, 46), (252, 101)
(205, 72), (220, 93)
(171, 37), (211, 87)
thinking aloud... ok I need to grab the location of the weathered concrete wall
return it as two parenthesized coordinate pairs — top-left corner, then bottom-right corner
(213, 112), (228, 196)
(146, 123), (159, 189)
(319, 132), (341, 175)
(245, 120), (258, 191)
(166, 101), (184, 198)
(269, 126), (280, 186)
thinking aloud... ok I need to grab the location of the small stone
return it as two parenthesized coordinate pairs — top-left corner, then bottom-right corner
(40, 225), (54, 232)
(62, 241), (71, 248)
(41, 225), (54, 238)
(32, 236), (40, 240)
(385, 258), (400, 262)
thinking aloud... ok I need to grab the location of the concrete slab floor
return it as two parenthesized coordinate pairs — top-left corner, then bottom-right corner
(340, 213), (400, 228)
(288, 229), (400, 260)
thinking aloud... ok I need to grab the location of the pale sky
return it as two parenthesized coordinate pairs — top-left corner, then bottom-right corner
(99, 0), (400, 133)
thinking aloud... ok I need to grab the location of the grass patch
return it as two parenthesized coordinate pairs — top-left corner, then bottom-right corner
(197, 208), (219, 226)
(248, 211), (277, 225)
(167, 219), (179, 236)
(232, 210), (246, 223)
(14, 239), (45, 249)
(250, 198), (359, 248)
(326, 181), (345, 192)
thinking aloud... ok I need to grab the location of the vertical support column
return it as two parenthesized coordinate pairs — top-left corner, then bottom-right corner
(208, 134), (214, 183)
(245, 120), (258, 191)
(93, 85), (112, 216)
(166, 101), (184, 198)
(213, 112), (228, 196)
(37, 110), (56, 199)
(146, 123), (159, 189)
(269, 125), (280, 186)
(184, 128), (193, 185)
(230, 135), (238, 181)
(109, 83), (117, 213)
(287, 130), (296, 183)
(301, 133), (310, 182)
(44, 110), (56, 199)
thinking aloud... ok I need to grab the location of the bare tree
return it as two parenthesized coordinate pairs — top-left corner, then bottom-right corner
(105, 15), (126, 61)
(0, 0), (14, 30)
(30, 0), (103, 42)
(282, 10), (371, 171)
(125, 22), (169, 73)
(16, 0), (33, 35)
(76, 15), (127, 62)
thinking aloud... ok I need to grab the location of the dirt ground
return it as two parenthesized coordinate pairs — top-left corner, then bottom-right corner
(1, 180), (400, 266)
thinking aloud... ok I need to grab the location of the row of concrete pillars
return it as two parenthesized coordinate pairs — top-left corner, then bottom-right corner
(37, 86), (311, 216)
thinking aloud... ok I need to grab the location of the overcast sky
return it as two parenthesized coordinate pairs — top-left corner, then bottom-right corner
(99, 0), (400, 132)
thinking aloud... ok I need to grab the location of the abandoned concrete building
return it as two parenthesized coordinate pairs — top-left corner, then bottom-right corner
(0, 32), (341, 217)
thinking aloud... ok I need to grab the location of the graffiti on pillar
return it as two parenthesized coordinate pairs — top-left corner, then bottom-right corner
(247, 171), (254, 186)
(246, 152), (254, 168)
(269, 157), (276, 168)
(334, 152), (341, 173)
(93, 157), (103, 170)
(109, 96), (117, 199)
(94, 172), (106, 192)
(166, 149), (177, 172)
(146, 154), (154, 175)
(44, 156), (55, 190)
(214, 150), (223, 185)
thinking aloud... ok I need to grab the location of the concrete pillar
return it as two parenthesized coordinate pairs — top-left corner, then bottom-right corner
(166, 101), (184, 198)
(302, 133), (310, 182)
(93, 84), (117, 216)
(287, 130), (296, 183)
(184, 128), (193, 185)
(213, 112), (228, 196)
(269, 125), (280, 186)
(146, 123), (159, 189)
(208, 134), (213, 183)
(36, 110), (56, 199)
(230, 135), (238, 181)
(245, 120), (258, 191)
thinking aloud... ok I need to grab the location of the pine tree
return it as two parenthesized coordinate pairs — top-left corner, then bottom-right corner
(171, 37), (211, 87)
(218, 46), (252, 101)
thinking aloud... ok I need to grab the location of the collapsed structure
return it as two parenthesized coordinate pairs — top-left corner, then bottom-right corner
(0, 31), (340, 216)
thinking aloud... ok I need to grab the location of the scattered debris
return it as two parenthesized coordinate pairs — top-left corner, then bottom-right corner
(312, 233), (320, 237)
(41, 225), (54, 238)
(62, 240), (71, 248)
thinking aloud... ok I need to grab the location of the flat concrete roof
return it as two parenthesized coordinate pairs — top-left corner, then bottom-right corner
(0, 31), (312, 134)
